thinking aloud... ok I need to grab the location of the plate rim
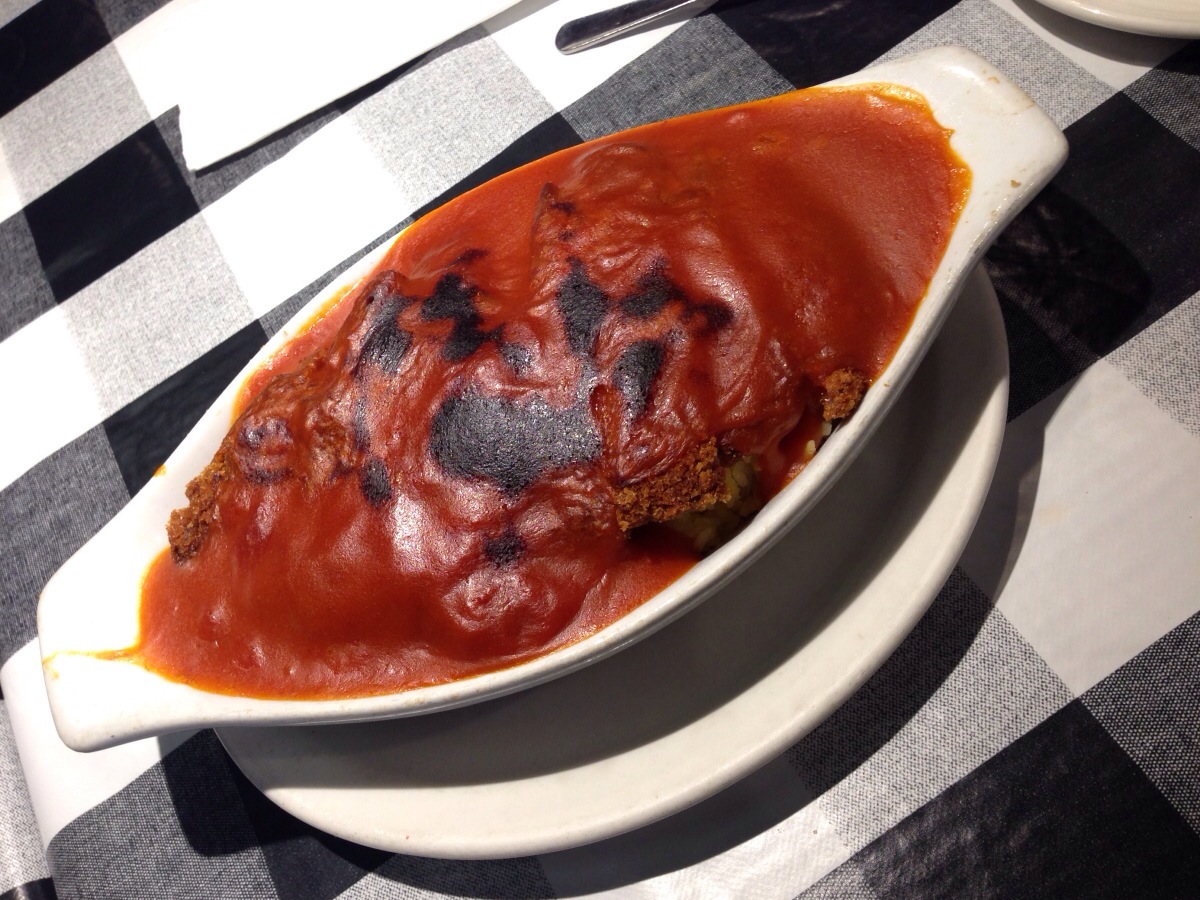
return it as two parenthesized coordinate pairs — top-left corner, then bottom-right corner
(1032, 0), (1200, 38)
(217, 265), (1009, 859)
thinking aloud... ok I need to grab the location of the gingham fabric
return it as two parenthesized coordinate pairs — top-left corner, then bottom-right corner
(2, 0), (1199, 897)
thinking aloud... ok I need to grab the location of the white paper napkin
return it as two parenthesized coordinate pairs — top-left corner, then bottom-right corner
(167, 0), (525, 170)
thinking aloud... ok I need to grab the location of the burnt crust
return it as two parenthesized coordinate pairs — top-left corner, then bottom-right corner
(613, 438), (731, 531)
(167, 448), (232, 562)
(821, 367), (868, 421)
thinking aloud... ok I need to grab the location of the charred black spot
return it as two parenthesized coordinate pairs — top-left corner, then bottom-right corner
(238, 416), (291, 452)
(484, 528), (526, 567)
(618, 262), (732, 333)
(422, 273), (479, 324)
(687, 300), (734, 334)
(234, 417), (293, 484)
(620, 265), (685, 319)
(358, 298), (412, 375)
(557, 258), (609, 357)
(551, 199), (576, 214)
(453, 247), (488, 265)
(445, 324), (503, 363)
(614, 340), (665, 417)
(421, 273), (498, 363)
(558, 229), (575, 242)
(241, 465), (290, 485)
(359, 456), (393, 507)
(500, 342), (532, 373)
(430, 390), (600, 494)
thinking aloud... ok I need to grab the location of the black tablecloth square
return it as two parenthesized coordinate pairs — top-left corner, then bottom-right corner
(716, 0), (959, 89)
(354, 853), (556, 900)
(0, 0), (108, 119)
(221, 746), (390, 900)
(1083, 610), (1200, 836)
(0, 877), (58, 900)
(848, 701), (1200, 898)
(22, 120), (199, 303)
(989, 275), (1094, 420)
(984, 181), (1128, 387)
(158, 731), (263, 858)
(1054, 92), (1200, 351)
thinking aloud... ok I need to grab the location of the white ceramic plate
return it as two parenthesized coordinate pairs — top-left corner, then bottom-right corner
(217, 266), (1008, 859)
(1032, 0), (1200, 38)
(38, 46), (1065, 752)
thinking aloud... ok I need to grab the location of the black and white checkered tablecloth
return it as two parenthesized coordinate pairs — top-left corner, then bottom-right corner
(2, 0), (1199, 897)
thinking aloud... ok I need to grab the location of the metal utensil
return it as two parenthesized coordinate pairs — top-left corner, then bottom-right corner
(555, 0), (719, 54)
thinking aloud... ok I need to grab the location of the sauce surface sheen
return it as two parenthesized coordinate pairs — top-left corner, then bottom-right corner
(136, 84), (970, 699)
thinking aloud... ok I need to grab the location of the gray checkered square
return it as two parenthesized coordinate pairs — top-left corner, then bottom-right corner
(48, 731), (278, 900)
(789, 570), (1072, 850)
(797, 858), (877, 900)
(92, 0), (172, 39)
(0, 427), (128, 666)
(0, 698), (49, 895)
(350, 28), (554, 213)
(1083, 611), (1200, 836)
(1107, 290), (1200, 436)
(562, 15), (791, 140)
(0, 45), (150, 203)
(1126, 48), (1200, 153)
(0, 0), (38, 29)
(877, 0), (1113, 128)
(0, 211), (56, 341)
(60, 215), (253, 412)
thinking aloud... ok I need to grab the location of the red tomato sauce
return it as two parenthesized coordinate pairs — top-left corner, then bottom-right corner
(134, 84), (969, 699)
